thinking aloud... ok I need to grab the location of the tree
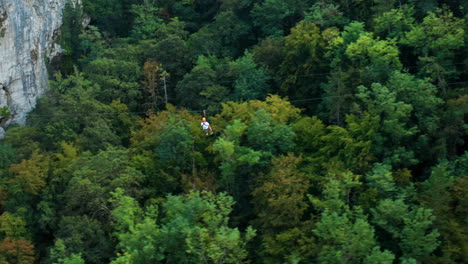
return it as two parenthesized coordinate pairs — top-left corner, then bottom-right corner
(188, 10), (250, 58)
(420, 158), (468, 262)
(387, 72), (442, 132)
(215, 95), (301, 132)
(402, 8), (465, 60)
(385, 71), (444, 162)
(58, 2), (83, 73)
(370, 0), (398, 17)
(252, 154), (309, 232)
(176, 56), (228, 109)
(141, 60), (166, 110)
(251, 153), (314, 263)
(0, 106), (11, 126)
(77, 25), (109, 66)
(402, 8), (465, 94)
(142, 19), (191, 82)
(363, 247), (395, 264)
(60, 148), (143, 218)
(47, 238), (75, 263)
(32, 69), (137, 152)
(213, 120), (263, 193)
(0, 144), (17, 176)
(313, 209), (393, 264)
(260, 225), (317, 264)
(129, 107), (208, 195)
(82, 0), (133, 36)
(318, 69), (358, 125)
(251, 0), (297, 37)
(2, 127), (41, 161)
(304, 1), (348, 28)
(312, 113), (377, 174)
(246, 109), (295, 156)
(356, 83), (418, 168)
(130, 0), (162, 40)
(406, 0), (438, 18)
(438, 95), (467, 158)
(53, 216), (113, 263)
(372, 199), (440, 262)
(85, 55), (141, 110)
(8, 151), (49, 196)
(292, 116), (326, 154)
(280, 22), (329, 100)
(346, 33), (402, 83)
(315, 22), (366, 124)
(373, 5), (415, 40)
(76, 119), (122, 152)
(228, 52), (271, 101)
(251, 37), (285, 82)
(58, 254), (85, 264)
(155, 116), (194, 172)
(309, 170), (362, 213)
(0, 237), (35, 264)
(111, 189), (255, 264)
(399, 208), (441, 261)
(168, 0), (220, 31)
(0, 213), (27, 240)
(365, 163), (397, 199)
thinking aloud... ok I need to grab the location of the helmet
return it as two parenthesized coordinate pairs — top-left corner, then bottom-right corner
(202, 117), (206, 122)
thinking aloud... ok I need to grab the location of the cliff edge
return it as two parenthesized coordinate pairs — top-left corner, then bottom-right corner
(0, 0), (71, 136)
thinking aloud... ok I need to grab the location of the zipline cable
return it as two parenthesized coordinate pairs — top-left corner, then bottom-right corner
(23, 78), (468, 118)
(37, 62), (468, 99)
(21, 93), (362, 118)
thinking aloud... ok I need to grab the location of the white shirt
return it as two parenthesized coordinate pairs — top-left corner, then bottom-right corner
(201, 121), (210, 130)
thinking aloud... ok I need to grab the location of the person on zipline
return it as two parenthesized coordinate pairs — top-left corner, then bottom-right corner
(201, 117), (213, 135)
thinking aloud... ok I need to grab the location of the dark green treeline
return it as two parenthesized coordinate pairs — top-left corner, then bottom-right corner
(0, 0), (467, 263)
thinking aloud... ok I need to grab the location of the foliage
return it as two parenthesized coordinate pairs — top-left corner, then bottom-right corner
(402, 8), (465, 94)
(0, 237), (36, 264)
(213, 120), (262, 192)
(252, 154), (309, 232)
(251, 0), (298, 37)
(0, 213), (27, 239)
(130, 1), (163, 40)
(356, 82), (418, 168)
(8, 151), (49, 196)
(228, 52), (271, 101)
(176, 56), (227, 109)
(111, 189), (255, 263)
(82, 0), (133, 36)
(313, 209), (392, 264)
(188, 10), (251, 58)
(280, 22), (329, 100)
(0, 1), (466, 263)
(373, 5), (415, 40)
(372, 199), (440, 262)
(304, 1), (349, 28)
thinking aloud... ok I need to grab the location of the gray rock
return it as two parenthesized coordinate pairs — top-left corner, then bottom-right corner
(0, 0), (73, 127)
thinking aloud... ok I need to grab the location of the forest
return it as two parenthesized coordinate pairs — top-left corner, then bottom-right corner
(0, 0), (467, 263)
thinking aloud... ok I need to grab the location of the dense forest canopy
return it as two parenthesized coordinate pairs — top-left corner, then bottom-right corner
(0, 0), (467, 263)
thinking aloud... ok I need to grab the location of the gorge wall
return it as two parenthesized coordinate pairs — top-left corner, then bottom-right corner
(0, 0), (71, 137)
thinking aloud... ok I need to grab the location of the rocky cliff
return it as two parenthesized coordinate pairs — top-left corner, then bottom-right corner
(0, 0), (71, 137)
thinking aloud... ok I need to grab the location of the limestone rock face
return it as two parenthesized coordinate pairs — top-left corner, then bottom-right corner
(0, 0), (70, 127)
